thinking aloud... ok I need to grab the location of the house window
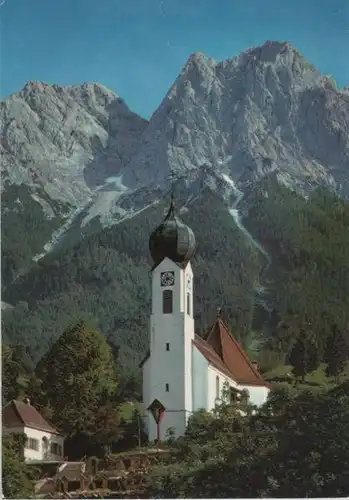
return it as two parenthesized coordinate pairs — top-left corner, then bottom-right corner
(50, 442), (62, 456)
(163, 290), (173, 314)
(26, 438), (39, 451)
(166, 343), (170, 351)
(215, 375), (220, 400)
(187, 293), (191, 316)
(165, 383), (169, 392)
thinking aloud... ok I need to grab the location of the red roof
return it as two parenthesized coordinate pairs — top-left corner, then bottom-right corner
(2, 400), (61, 435)
(193, 318), (270, 387)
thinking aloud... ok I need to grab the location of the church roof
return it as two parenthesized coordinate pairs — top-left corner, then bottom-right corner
(149, 199), (196, 267)
(140, 318), (270, 388)
(2, 400), (61, 435)
(193, 318), (270, 387)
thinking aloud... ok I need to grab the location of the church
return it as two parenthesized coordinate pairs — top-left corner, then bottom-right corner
(140, 195), (271, 442)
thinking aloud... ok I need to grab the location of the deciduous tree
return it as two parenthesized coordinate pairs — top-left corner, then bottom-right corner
(35, 321), (118, 438)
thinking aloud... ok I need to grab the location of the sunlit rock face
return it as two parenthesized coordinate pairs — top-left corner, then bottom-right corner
(121, 41), (349, 198)
(1, 40), (348, 267)
(0, 81), (148, 210)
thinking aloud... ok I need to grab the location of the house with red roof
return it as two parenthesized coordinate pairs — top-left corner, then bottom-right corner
(2, 398), (64, 462)
(141, 197), (271, 441)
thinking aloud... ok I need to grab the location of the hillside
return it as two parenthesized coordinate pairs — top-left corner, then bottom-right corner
(3, 180), (349, 375)
(1, 82), (147, 284)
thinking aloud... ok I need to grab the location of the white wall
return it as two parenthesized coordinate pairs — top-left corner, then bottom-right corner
(144, 258), (195, 441)
(23, 427), (64, 462)
(4, 426), (64, 462)
(142, 358), (150, 437)
(238, 385), (270, 407)
(192, 346), (208, 412)
(207, 365), (239, 411)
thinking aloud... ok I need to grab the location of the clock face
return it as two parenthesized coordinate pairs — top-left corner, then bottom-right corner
(161, 271), (175, 287)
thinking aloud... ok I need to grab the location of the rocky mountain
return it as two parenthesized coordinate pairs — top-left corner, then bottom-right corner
(122, 40), (349, 194)
(1, 81), (147, 206)
(1, 82), (147, 282)
(1, 40), (349, 287)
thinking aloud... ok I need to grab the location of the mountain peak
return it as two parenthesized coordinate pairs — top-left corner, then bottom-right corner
(122, 41), (348, 196)
(180, 51), (217, 78)
(16, 80), (118, 101)
(245, 40), (294, 61)
(20, 80), (52, 96)
(187, 51), (215, 64)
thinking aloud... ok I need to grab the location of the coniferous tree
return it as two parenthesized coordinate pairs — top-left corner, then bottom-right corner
(289, 329), (320, 381)
(324, 324), (349, 381)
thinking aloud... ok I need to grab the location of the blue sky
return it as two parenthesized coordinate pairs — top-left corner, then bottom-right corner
(1, 0), (348, 118)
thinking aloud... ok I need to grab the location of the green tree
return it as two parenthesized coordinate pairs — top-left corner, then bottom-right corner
(2, 433), (36, 498)
(2, 345), (21, 404)
(1, 344), (33, 404)
(34, 321), (118, 440)
(289, 328), (320, 381)
(324, 324), (349, 381)
(145, 383), (349, 498)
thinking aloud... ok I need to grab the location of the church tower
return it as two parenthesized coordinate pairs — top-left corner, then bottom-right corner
(141, 195), (197, 441)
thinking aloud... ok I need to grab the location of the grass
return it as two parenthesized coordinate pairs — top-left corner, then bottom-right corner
(107, 447), (170, 458)
(118, 401), (140, 421)
(263, 364), (293, 381)
(264, 362), (349, 388)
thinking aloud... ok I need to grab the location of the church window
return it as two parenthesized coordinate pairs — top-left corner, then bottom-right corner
(166, 343), (170, 351)
(187, 293), (191, 316)
(165, 383), (169, 392)
(163, 290), (173, 314)
(215, 375), (220, 399)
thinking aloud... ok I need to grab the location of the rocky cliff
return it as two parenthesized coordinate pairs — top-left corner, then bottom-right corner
(0, 81), (147, 211)
(122, 41), (349, 196)
(1, 40), (348, 277)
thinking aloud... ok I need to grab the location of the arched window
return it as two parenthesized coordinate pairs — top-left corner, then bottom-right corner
(163, 290), (173, 314)
(187, 293), (191, 316)
(215, 375), (220, 400)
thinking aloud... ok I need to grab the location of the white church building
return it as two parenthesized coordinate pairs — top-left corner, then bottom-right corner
(141, 196), (271, 442)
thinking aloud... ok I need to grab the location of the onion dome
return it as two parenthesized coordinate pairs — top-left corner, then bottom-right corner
(149, 199), (196, 266)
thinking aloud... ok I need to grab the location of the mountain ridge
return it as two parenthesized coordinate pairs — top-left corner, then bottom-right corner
(1, 40), (349, 287)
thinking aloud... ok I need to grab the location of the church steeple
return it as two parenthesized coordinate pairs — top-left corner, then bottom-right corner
(148, 171), (196, 267)
(143, 179), (196, 442)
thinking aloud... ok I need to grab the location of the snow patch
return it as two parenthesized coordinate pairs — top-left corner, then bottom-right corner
(222, 171), (271, 305)
(81, 174), (129, 227)
(32, 202), (91, 262)
(228, 205), (269, 260)
(1, 301), (14, 310)
(105, 175), (128, 190)
(30, 193), (56, 218)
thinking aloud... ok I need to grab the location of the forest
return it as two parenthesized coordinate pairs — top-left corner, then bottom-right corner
(2, 180), (349, 376)
(2, 321), (349, 498)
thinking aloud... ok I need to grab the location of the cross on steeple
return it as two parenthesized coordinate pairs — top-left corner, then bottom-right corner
(217, 307), (222, 318)
(167, 166), (176, 206)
